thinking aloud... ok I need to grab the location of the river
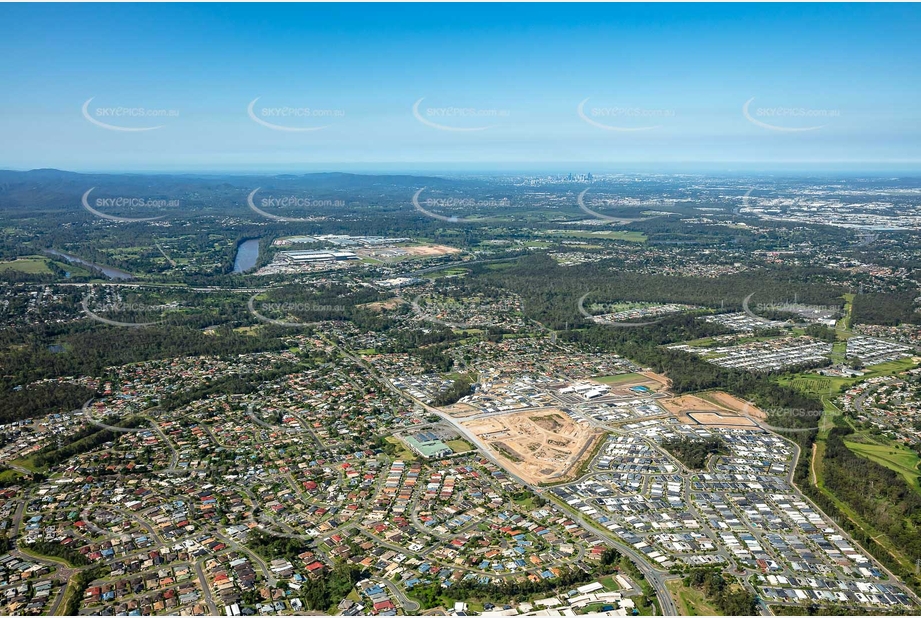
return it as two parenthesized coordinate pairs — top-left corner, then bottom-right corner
(44, 249), (134, 280)
(232, 239), (260, 273)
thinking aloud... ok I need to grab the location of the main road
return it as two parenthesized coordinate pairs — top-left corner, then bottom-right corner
(333, 339), (679, 615)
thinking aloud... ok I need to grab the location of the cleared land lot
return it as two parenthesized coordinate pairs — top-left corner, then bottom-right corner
(400, 244), (461, 257)
(686, 412), (759, 429)
(461, 408), (603, 485)
(661, 391), (765, 428)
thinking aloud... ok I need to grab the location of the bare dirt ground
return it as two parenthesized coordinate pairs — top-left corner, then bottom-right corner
(402, 244), (461, 256)
(660, 391), (765, 429)
(442, 402), (480, 418)
(641, 370), (672, 389)
(706, 391), (766, 420)
(658, 393), (721, 416)
(686, 412), (759, 429)
(461, 408), (603, 485)
(360, 298), (405, 312)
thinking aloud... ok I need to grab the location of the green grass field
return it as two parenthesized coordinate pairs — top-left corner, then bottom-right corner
(592, 372), (644, 385)
(0, 468), (24, 483)
(665, 580), (720, 617)
(446, 439), (474, 454)
(844, 440), (921, 491)
(837, 293), (855, 332)
(809, 429), (919, 575)
(424, 268), (468, 279)
(9, 456), (43, 473)
(830, 340), (847, 364)
(384, 436), (417, 461)
(787, 375), (837, 395)
(543, 229), (647, 242)
(779, 357), (917, 397)
(0, 256), (53, 274)
(862, 357), (918, 378)
(680, 337), (719, 348)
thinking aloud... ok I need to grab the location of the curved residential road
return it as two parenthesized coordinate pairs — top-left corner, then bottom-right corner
(213, 532), (278, 587)
(555, 503), (678, 616)
(374, 578), (420, 613)
(195, 559), (219, 615)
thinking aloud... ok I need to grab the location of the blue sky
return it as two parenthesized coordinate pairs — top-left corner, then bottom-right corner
(1, 3), (919, 173)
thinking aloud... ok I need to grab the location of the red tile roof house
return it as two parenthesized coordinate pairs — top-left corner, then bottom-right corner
(373, 600), (396, 612)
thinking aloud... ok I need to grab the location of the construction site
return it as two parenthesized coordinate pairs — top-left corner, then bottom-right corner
(460, 408), (605, 485)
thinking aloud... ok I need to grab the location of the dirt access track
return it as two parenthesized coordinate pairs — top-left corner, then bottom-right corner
(461, 408), (604, 485)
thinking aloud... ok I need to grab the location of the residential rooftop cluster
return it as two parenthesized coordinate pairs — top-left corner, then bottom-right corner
(669, 336), (832, 372)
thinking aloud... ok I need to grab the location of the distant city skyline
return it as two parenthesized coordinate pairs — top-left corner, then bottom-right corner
(1, 3), (920, 172)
